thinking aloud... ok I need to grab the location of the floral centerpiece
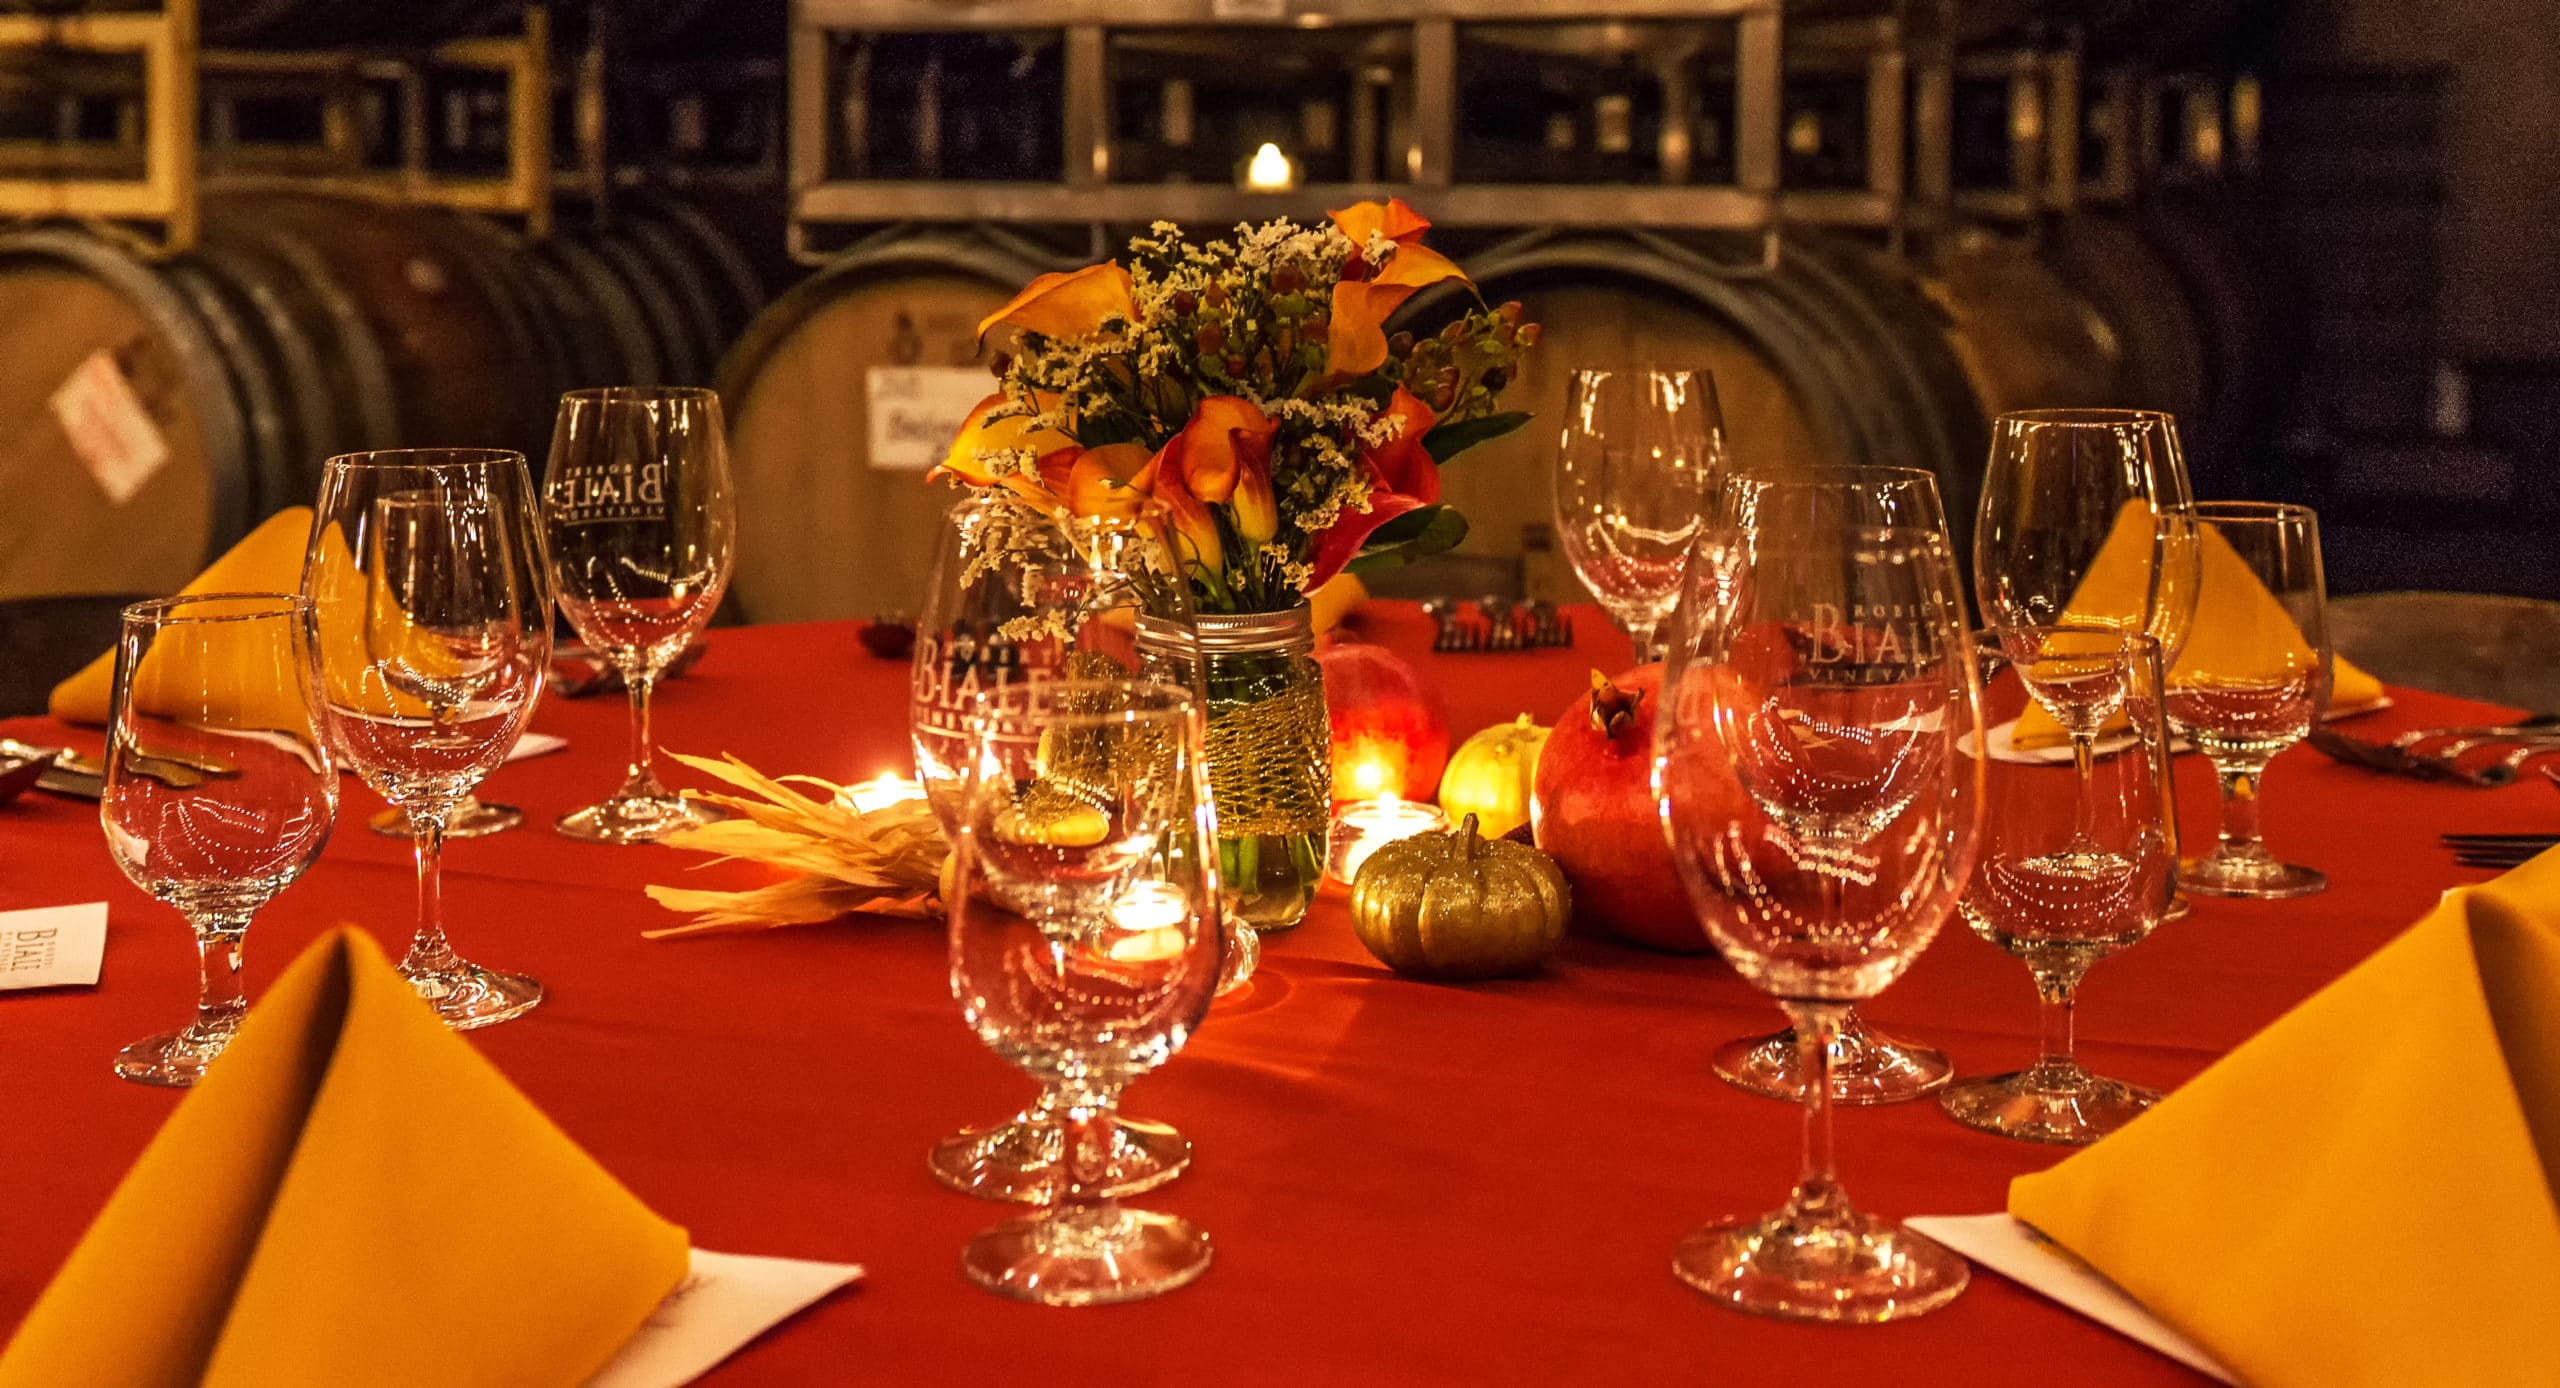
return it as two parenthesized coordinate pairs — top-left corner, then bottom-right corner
(934, 199), (1537, 930)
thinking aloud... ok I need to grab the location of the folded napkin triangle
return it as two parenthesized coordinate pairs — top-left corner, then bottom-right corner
(2012, 501), (2384, 748)
(2010, 850), (2560, 1387)
(48, 507), (314, 726)
(0, 928), (689, 1388)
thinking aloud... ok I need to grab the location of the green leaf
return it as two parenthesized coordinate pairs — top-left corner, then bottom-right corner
(1347, 507), (1468, 573)
(1423, 411), (1531, 463)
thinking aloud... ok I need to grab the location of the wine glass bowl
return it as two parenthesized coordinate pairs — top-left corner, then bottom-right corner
(1553, 367), (1723, 662)
(948, 679), (1222, 1305)
(1701, 467), (1963, 1105)
(103, 593), (337, 1086)
(1941, 627), (2177, 1145)
(543, 386), (737, 845)
(1972, 409), (2201, 652)
(2165, 501), (2332, 899)
(306, 448), (549, 1029)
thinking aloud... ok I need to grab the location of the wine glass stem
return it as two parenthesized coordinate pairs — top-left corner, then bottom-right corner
(1624, 616), (1661, 665)
(189, 916), (248, 1039)
(2068, 731), (2103, 850)
(2032, 967), (2086, 1082)
(1055, 1085), (1123, 1216)
(1782, 999), (1851, 1219)
(2211, 757), (2271, 862)
(618, 671), (666, 800)
(405, 808), (457, 975)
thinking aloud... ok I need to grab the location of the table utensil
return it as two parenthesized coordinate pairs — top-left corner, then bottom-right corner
(2310, 728), (2513, 785)
(1702, 468), (1963, 1106)
(308, 448), (549, 1029)
(1655, 522), (1985, 1322)
(0, 740), (53, 805)
(1943, 628), (2176, 1145)
(542, 387), (736, 844)
(947, 678), (1222, 1305)
(549, 637), (710, 698)
(1553, 367), (1721, 662)
(103, 594), (336, 1085)
(913, 499), (1207, 1204)
(2165, 502), (2331, 899)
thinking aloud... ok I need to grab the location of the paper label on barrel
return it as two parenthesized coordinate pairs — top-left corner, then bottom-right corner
(866, 366), (994, 471)
(49, 350), (170, 506)
(1211, 0), (1286, 16)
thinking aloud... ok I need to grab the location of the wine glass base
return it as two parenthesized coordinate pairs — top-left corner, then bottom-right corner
(2180, 855), (2325, 900)
(112, 1021), (236, 1088)
(555, 793), (728, 845)
(1939, 1067), (2160, 1145)
(405, 960), (543, 1031)
(2164, 891), (2193, 922)
(962, 1205), (1212, 1306)
(371, 800), (522, 839)
(1674, 1206), (1969, 1323)
(1714, 1023), (1952, 1106)
(929, 1111), (1192, 1203)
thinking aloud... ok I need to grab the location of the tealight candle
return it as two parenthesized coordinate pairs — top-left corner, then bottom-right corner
(1327, 795), (1452, 884)
(839, 772), (926, 815)
(1105, 880), (1192, 962)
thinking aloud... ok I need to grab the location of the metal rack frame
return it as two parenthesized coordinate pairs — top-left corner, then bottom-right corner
(787, 0), (1787, 259)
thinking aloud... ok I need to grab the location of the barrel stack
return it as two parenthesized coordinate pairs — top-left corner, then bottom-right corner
(0, 0), (789, 604)
(720, 0), (2284, 623)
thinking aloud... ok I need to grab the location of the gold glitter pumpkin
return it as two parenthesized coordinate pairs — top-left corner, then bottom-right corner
(1349, 813), (1571, 980)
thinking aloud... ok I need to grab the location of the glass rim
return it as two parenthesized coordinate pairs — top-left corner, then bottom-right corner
(121, 591), (310, 626)
(1565, 365), (1716, 381)
(559, 385), (721, 406)
(1992, 408), (2179, 428)
(966, 678), (1198, 726)
(2193, 499), (2318, 524)
(1722, 464), (1940, 488)
(324, 447), (526, 471)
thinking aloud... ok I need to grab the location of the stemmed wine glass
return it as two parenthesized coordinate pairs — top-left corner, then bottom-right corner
(306, 449), (550, 1028)
(1941, 627), (2177, 1144)
(1553, 367), (1723, 662)
(1654, 523), (1984, 1321)
(1705, 467), (1960, 1106)
(102, 594), (336, 1085)
(542, 386), (736, 845)
(948, 678), (1223, 1305)
(2166, 502), (2332, 898)
(912, 494), (1205, 1203)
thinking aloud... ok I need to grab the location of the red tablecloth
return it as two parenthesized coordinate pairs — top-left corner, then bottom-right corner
(0, 604), (2536, 1385)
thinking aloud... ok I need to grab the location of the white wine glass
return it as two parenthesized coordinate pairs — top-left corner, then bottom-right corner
(912, 495), (1207, 1204)
(306, 449), (550, 1029)
(543, 386), (736, 844)
(2166, 502), (2332, 899)
(1705, 467), (1961, 1107)
(102, 593), (336, 1085)
(1942, 626), (2177, 1144)
(949, 678), (1222, 1305)
(1553, 367), (1723, 662)
(1655, 523), (1984, 1322)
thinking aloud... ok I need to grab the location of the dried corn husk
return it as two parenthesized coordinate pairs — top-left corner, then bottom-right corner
(643, 750), (949, 939)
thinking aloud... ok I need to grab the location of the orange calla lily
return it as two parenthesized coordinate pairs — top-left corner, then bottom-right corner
(1149, 452), (1227, 581)
(1307, 387), (1442, 590)
(1064, 443), (1157, 521)
(1328, 198), (1432, 247)
(1159, 396), (1275, 505)
(933, 392), (1077, 513)
(1322, 229), (1470, 379)
(974, 262), (1139, 344)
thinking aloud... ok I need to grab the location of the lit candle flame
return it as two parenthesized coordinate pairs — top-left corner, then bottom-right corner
(839, 772), (926, 815)
(1245, 142), (1296, 193)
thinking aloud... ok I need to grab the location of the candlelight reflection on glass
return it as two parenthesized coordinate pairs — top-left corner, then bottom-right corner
(1327, 796), (1451, 883)
(839, 771), (927, 815)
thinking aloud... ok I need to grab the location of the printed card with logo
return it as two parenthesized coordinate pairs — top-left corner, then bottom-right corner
(0, 903), (109, 991)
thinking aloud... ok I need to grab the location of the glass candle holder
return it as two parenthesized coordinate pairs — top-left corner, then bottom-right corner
(1327, 796), (1452, 884)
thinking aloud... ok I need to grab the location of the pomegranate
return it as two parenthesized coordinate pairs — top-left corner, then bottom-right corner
(1314, 634), (1450, 801)
(1531, 665), (1728, 953)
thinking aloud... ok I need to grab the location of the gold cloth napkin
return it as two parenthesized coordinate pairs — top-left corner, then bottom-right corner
(0, 929), (688, 1388)
(2009, 849), (2560, 1386)
(48, 507), (313, 725)
(2013, 502), (2384, 749)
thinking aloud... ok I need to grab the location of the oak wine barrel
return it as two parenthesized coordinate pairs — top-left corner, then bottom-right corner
(718, 227), (1051, 624)
(2046, 213), (2212, 440)
(1918, 224), (2121, 424)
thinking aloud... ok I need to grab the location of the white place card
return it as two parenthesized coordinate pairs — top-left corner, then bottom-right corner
(1907, 1214), (2235, 1384)
(506, 732), (569, 764)
(0, 902), (109, 992)
(582, 1248), (863, 1388)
